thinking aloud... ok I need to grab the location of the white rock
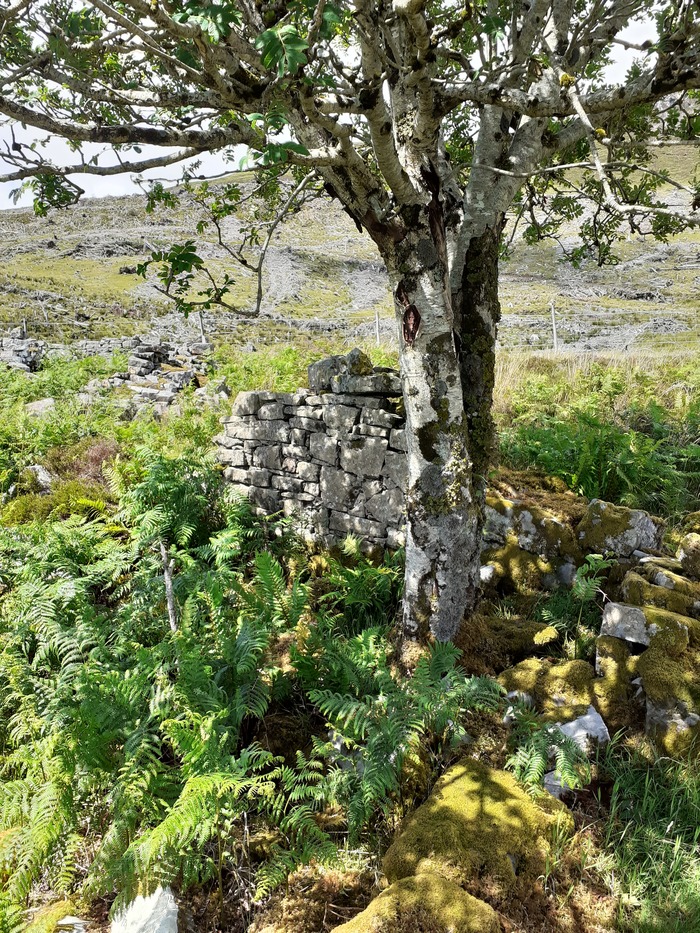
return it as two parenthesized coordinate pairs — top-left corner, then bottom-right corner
(600, 602), (650, 646)
(110, 887), (178, 933)
(56, 917), (89, 932)
(25, 397), (56, 416)
(543, 770), (577, 800)
(25, 463), (54, 492)
(557, 705), (610, 752)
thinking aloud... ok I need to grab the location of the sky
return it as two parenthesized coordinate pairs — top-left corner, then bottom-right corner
(0, 18), (654, 210)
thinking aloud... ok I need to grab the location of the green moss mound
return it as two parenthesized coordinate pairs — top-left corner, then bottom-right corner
(382, 759), (573, 893)
(25, 901), (77, 933)
(498, 657), (596, 722)
(333, 872), (500, 933)
(483, 532), (556, 595)
(638, 647), (700, 713)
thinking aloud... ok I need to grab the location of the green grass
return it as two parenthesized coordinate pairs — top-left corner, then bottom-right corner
(495, 352), (700, 517)
(598, 741), (700, 933)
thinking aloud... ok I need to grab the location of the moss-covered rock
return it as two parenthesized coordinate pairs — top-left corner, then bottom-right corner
(637, 645), (700, 755)
(681, 511), (700, 536)
(593, 635), (639, 731)
(678, 533), (700, 581)
(25, 901), (77, 933)
(499, 657), (597, 723)
(485, 493), (582, 562)
(332, 872), (500, 933)
(621, 571), (700, 619)
(482, 532), (557, 595)
(382, 759), (573, 894)
(576, 499), (664, 557)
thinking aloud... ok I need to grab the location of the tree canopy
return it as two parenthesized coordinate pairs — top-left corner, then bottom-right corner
(1, 0), (699, 639)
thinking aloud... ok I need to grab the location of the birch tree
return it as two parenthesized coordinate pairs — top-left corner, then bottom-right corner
(1, 0), (699, 641)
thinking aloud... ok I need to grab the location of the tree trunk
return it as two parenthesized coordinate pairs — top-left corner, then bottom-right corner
(160, 540), (178, 633)
(380, 204), (501, 642)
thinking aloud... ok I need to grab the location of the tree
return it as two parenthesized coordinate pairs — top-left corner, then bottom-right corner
(1, 0), (699, 641)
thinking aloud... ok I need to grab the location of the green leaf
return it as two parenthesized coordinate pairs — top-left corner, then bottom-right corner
(255, 25), (309, 76)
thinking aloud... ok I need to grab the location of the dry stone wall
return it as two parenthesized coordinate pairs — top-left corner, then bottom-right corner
(215, 350), (408, 549)
(215, 351), (670, 583)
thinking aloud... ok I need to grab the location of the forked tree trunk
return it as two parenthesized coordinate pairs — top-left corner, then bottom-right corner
(379, 210), (501, 642)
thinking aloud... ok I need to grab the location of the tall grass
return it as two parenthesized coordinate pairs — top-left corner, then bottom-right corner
(598, 741), (700, 933)
(495, 351), (700, 516)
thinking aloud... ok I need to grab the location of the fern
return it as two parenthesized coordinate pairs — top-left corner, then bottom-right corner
(505, 703), (590, 793)
(311, 643), (502, 837)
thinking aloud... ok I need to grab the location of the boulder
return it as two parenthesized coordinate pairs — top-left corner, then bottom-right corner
(307, 348), (373, 393)
(577, 499), (664, 557)
(557, 705), (610, 752)
(111, 887), (178, 933)
(25, 397), (56, 417)
(23, 464), (54, 492)
(678, 533), (700, 581)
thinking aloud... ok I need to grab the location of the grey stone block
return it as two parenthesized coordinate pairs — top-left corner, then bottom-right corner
(361, 408), (403, 429)
(340, 437), (388, 478)
(297, 461), (320, 482)
(323, 403), (359, 433)
(272, 475), (305, 493)
(224, 467), (250, 484)
(289, 416), (323, 431)
(218, 447), (247, 467)
(226, 420), (290, 443)
(257, 402), (286, 420)
(389, 429), (408, 452)
(383, 450), (408, 489)
(330, 372), (402, 396)
(365, 488), (404, 525)
(249, 468), (271, 487)
(282, 444), (307, 459)
(310, 434), (338, 465)
(320, 466), (360, 511)
(253, 445), (282, 471)
(329, 510), (385, 540)
(249, 486), (281, 512)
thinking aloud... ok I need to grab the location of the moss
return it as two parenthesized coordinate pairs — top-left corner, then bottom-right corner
(483, 532), (556, 595)
(382, 759), (573, 894)
(593, 635), (638, 731)
(637, 563), (700, 599)
(622, 572), (700, 619)
(637, 645), (700, 711)
(498, 657), (596, 722)
(455, 612), (557, 675)
(576, 500), (636, 551)
(681, 511), (700, 536)
(489, 468), (588, 525)
(26, 900), (76, 933)
(332, 872), (500, 933)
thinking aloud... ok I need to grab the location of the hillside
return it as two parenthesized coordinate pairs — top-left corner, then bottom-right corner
(0, 167), (698, 354)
